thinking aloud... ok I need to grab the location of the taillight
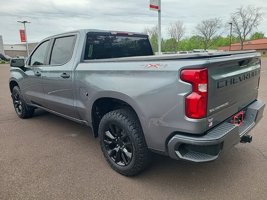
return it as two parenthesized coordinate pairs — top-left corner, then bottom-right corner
(181, 68), (208, 119)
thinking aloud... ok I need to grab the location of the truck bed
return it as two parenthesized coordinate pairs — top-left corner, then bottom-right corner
(83, 50), (258, 63)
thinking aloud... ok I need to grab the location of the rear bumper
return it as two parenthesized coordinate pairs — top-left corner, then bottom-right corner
(167, 100), (265, 162)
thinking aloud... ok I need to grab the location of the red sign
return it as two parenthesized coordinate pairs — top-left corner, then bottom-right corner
(150, 0), (160, 11)
(19, 29), (26, 42)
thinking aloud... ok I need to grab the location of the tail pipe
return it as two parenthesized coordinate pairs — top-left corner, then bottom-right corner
(240, 135), (252, 143)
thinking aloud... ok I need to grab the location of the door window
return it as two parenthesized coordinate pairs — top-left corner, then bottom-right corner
(50, 36), (76, 65)
(30, 40), (49, 66)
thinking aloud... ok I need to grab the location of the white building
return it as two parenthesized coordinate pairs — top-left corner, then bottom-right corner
(4, 43), (38, 58)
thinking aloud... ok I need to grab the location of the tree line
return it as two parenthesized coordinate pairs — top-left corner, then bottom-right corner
(144, 5), (264, 53)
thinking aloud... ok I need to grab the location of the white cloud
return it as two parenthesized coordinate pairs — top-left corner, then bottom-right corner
(0, 0), (266, 43)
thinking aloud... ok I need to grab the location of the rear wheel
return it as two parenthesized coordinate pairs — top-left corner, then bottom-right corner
(12, 86), (34, 119)
(99, 109), (151, 176)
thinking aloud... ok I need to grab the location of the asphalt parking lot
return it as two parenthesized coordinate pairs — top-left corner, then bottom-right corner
(0, 59), (267, 200)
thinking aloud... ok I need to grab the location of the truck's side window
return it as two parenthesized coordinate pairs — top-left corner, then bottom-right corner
(50, 36), (76, 65)
(30, 40), (49, 66)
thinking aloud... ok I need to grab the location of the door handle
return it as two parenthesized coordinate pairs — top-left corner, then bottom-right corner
(35, 71), (41, 77)
(60, 73), (70, 79)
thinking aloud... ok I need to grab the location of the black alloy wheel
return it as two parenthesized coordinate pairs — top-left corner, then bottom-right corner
(99, 109), (151, 176)
(103, 123), (133, 166)
(12, 91), (23, 116)
(11, 86), (34, 118)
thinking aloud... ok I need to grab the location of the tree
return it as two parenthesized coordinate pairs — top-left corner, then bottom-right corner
(144, 26), (158, 39)
(231, 6), (263, 50)
(250, 32), (265, 40)
(177, 36), (204, 51)
(167, 21), (185, 52)
(211, 36), (231, 49)
(162, 38), (177, 52)
(195, 18), (222, 50)
(143, 26), (159, 53)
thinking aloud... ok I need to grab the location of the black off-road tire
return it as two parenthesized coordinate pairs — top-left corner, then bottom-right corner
(99, 109), (151, 176)
(12, 86), (34, 119)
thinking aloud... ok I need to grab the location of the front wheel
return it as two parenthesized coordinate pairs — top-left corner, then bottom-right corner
(99, 109), (151, 176)
(12, 86), (34, 119)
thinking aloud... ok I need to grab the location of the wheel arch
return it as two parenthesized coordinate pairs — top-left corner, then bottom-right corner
(90, 93), (146, 138)
(9, 79), (19, 93)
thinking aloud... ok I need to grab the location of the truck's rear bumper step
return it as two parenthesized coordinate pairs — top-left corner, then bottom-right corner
(167, 100), (265, 162)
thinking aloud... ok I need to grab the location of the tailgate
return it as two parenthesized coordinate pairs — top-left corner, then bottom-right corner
(207, 52), (261, 128)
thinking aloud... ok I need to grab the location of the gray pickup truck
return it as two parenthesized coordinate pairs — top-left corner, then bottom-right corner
(9, 29), (265, 176)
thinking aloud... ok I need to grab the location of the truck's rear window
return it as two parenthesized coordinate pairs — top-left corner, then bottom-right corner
(84, 32), (153, 60)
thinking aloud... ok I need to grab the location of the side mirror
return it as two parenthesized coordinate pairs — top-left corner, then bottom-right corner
(10, 57), (25, 68)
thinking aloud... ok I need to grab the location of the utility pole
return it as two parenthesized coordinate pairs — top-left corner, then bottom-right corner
(157, 0), (161, 54)
(229, 22), (233, 51)
(17, 20), (31, 57)
(149, 0), (161, 54)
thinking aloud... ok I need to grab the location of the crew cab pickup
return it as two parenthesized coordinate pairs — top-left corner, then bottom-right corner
(9, 29), (265, 176)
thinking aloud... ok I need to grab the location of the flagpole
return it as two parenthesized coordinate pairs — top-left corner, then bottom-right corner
(158, 0), (161, 54)
(17, 20), (31, 57)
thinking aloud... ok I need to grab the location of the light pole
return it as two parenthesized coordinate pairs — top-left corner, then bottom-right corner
(149, 0), (161, 54)
(229, 22), (233, 51)
(17, 20), (30, 57)
(158, 0), (161, 55)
